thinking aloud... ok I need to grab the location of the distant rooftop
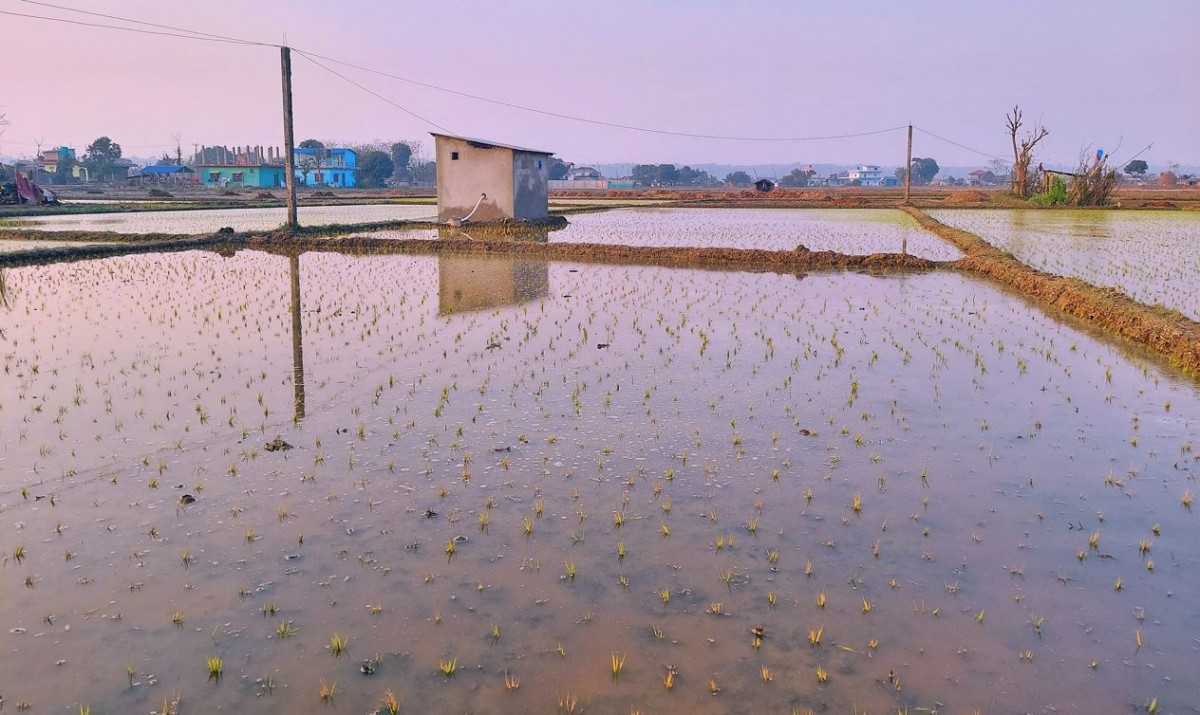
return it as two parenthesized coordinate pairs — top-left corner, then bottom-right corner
(141, 165), (194, 175)
(430, 132), (553, 155)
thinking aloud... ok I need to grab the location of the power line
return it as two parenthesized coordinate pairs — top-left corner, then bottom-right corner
(294, 51), (458, 137)
(298, 49), (909, 143)
(18, 0), (273, 46)
(6, 2), (1024, 157)
(914, 126), (1010, 165)
(0, 8), (262, 45)
(8, 2), (909, 144)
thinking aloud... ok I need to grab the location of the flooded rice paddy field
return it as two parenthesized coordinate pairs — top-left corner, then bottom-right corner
(1, 250), (1198, 715)
(547, 208), (963, 261)
(11, 204), (437, 235)
(928, 209), (1200, 320)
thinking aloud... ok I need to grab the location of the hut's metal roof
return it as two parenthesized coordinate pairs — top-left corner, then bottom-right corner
(430, 133), (553, 155)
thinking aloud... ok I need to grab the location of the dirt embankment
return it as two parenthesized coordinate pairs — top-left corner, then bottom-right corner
(246, 233), (940, 275)
(902, 206), (1200, 377)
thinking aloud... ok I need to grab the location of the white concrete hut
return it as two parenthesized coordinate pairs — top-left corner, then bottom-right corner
(432, 133), (553, 224)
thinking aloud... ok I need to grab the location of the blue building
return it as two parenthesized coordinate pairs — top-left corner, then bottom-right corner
(294, 147), (357, 188)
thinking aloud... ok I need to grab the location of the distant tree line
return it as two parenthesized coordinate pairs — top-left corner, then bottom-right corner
(631, 164), (720, 187)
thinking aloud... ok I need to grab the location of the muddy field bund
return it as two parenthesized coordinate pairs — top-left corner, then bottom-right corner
(0, 203), (1198, 715)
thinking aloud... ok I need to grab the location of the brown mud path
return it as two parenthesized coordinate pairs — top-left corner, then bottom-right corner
(903, 205), (1200, 377)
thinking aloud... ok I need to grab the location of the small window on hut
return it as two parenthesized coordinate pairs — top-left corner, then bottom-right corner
(537, 160), (543, 170)
(451, 151), (459, 161)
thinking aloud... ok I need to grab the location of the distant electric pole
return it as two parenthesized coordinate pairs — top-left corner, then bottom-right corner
(904, 124), (913, 203)
(280, 46), (299, 229)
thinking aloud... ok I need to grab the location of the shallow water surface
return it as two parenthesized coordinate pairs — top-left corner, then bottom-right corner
(929, 208), (1200, 319)
(18, 203), (437, 234)
(549, 208), (963, 260)
(0, 250), (1197, 714)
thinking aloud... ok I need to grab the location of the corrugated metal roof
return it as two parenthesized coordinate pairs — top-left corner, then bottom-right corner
(141, 165), (195, 174)
(430, 132), (553, 155)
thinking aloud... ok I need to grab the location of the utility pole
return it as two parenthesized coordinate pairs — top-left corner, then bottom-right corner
(904, 124), (913, 204)
(280, 46), (298, 229)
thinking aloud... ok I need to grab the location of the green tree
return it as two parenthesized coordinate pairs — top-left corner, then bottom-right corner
(53, 156), (77, 184)
(298, 139), (325, 149)
(677, 166), (715, 186)
(631, 164), (658, 186)
(548, 157), (570, 180)
(83, 137), (122, 182)
(779, 168), (814, 188)
(1123, 159), (1148, 176)
(657, 164), (680, 185)
(410, 160), (436, 186)
(909, 157), (940, 185)
(390, 142), (412, 181)
(358, 150), (395, 188)
(725, 171), (753, 187)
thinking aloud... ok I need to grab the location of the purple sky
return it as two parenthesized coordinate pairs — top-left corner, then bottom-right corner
(2, 1), (1196, 168)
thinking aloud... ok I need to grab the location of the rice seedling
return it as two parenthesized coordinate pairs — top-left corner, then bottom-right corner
(205, 655), (223, 681)
(522, 515), (534, 536)
(809, 625), (824, 646)
(815, 665), (828, 683)
(504, 670), (520, 691)
(658, 587), (671, 604)
(381, 689), (401, 713)
(439, 656), (457, 677)
(172, 610), (184, 627)
(610, 651), (626, 678)
(329, 633), (347, 657)
(318, 680), (336, 703)
(558, 692), (580, 713)
(276, 620), (296, 639)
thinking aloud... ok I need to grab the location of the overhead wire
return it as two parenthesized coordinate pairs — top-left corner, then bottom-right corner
(17, 0), (274, 45)
(296, 48), (908, 143)
(0, 8), (263, 45)
(6, 2), (1058, 160)
(912, 126), (1008, 165)
(293, 50), (458, 137)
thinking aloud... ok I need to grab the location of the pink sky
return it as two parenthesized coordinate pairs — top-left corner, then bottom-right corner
(1, 1), (1196, 168)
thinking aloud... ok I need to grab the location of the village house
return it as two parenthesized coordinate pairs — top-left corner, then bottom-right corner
(847, 165), (884, 186)
(37, 146), (88, 182)
(194, 145), (285, 188)
(432, 133), (552, 223)
(293, 146), (357, 188)
(139, 165), (196, 185)
(567, 166), (603, 181)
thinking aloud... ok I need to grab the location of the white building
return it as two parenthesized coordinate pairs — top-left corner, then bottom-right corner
(846, 165), (884, 186)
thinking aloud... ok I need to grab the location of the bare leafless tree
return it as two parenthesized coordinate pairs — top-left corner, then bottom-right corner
(1067, 148), (1118, 206)
(1006, 105), (1050, 198)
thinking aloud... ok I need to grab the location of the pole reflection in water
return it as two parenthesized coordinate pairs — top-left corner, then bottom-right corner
(289, 253), (305, 421)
